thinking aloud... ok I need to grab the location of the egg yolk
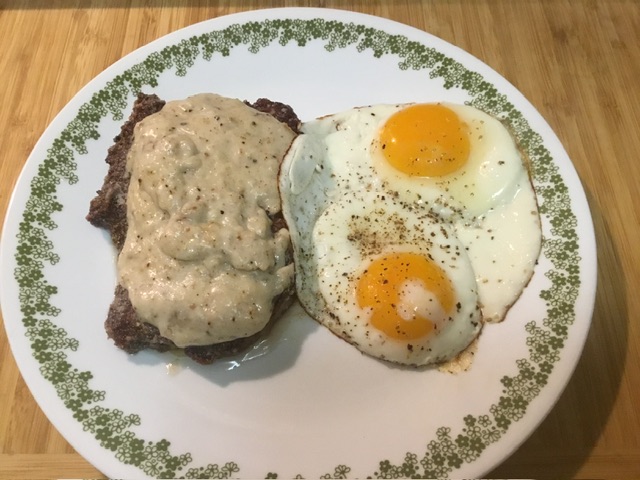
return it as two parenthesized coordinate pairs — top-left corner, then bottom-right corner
(356, 252), (455, 340)
(378, 103), (470, 177)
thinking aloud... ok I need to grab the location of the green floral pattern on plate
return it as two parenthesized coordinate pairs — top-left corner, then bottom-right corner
(12, 17), (579, 479)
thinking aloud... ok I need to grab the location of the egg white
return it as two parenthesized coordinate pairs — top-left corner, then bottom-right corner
(292, 103), (526, 225)
(308, 194), (483, 365)
(280, 101), (542, 365)
(280, 109), (486, 366)
(455, 175), (542, 322)
(286, 102), (541, 320)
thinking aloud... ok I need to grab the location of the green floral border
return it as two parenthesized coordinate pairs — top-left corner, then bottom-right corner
(12, 17), (579, 479)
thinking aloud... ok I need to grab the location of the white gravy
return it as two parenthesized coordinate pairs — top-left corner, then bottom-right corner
(117, 93), (296, 347)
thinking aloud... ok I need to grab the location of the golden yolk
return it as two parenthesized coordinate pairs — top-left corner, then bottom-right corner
(356, 252), (455, 341)
(378, 103), (470, 177)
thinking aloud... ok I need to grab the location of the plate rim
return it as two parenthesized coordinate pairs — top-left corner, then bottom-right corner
(0, 7), (597, 479)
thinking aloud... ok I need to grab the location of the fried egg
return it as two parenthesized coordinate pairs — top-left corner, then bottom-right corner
(371, 103), (523, 222)
(279, 102), (541, 366)
(287, 189), (482, 366)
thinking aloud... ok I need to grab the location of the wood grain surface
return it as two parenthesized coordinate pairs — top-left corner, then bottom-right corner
(1, 1), (639, 478)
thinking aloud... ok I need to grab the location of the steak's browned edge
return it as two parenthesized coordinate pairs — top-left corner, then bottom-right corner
(87, 93), (300, 364)
(87, 93), (165, 250)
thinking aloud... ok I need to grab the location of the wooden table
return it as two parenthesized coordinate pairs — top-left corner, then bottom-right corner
(1, 1), (638, 478)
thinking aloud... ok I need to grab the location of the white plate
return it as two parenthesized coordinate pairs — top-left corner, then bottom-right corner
(0, 8), (596, 479)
